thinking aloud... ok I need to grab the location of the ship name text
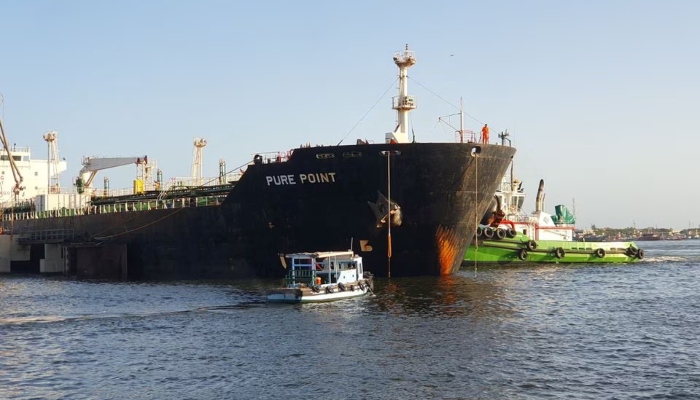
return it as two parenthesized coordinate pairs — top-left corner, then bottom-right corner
(266, 172), (337, 186)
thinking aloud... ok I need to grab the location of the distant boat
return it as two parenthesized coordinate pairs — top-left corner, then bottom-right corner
(577, 234), (608, 242)
(637, 232), (663, 241)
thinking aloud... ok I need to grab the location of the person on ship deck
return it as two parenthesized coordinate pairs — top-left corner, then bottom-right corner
(481, 124), (489, 144)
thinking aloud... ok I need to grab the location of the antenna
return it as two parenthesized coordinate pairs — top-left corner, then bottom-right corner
(459, 97), (464, 143)
(438, 97), (475, 143)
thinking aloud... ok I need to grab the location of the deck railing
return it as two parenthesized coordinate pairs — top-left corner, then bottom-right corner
(1, 194), (227, 222)
(286, 269), (317, 286)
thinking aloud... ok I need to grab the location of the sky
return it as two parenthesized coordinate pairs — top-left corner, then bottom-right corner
(1, 0), (698, 230)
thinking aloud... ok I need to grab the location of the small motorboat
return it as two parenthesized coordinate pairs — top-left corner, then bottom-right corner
(267, 250), (374, 303)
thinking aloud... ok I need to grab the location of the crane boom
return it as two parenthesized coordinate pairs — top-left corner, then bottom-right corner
(77, 155), (147, 190)
(0, 117), (24, 202)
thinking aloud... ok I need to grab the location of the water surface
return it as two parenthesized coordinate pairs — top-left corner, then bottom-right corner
(1, 240), (698, 399)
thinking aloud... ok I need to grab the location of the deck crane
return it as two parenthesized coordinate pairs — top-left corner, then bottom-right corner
(76, 155), (147, 194)
(0, 117), (24, 204)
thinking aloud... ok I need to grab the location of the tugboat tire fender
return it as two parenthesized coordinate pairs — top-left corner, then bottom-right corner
(518, 248), (528, 261)
(338, 283), (346, 292)
(526, 240), (537, 251)
(506, 228), (517, 238)
(636, 249), (644, 259)
(483, 227), (494, 239)
(554, 247), (565, 259)
(311, 285), (321, 293)
(325, 286), (334, 294)
(476, 226), (484, 237)
(595, 248), (606, 258)
(495, 228), (506, 240)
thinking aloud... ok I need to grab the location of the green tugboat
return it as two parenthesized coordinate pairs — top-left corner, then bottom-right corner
(465, 229), (642, 264)
(464, 133), (643, 265)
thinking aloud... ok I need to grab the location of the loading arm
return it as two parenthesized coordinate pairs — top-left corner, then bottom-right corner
(78, 155), (147, 188)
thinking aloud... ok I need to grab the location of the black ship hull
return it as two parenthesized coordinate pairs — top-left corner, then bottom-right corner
(4, 142), (515, 279)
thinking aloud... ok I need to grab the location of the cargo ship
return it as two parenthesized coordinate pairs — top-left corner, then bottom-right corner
(0, 46), (516, 280)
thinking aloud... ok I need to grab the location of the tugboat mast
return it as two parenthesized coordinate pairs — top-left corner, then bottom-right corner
(386, 44), (417, 144)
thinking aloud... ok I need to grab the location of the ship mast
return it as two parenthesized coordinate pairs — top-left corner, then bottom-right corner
(192, 138), (207, 186)
(43, 131), (60, 193)
(386, 44), (416, 144)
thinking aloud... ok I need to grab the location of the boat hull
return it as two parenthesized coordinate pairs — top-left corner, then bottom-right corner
(267, 284), (371, 303)
(4, 142), (515, 279)
(464, 234), (643, 264)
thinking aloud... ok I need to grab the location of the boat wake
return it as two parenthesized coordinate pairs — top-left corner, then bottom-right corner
(0, 302), (266, 327)
(639, 255), (693, 263)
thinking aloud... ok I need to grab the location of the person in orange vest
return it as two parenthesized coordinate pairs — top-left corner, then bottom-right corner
(481, 124), (489, 144)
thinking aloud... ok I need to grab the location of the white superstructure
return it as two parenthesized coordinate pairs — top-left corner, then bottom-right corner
(0, 144), (67, 205)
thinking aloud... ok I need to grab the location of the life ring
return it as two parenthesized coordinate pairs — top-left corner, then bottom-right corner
(595, 248), (606, 258)
(526, 240), (537, 251)
(518, 248), (528, 261)
(636, 249), (645, 259)
(506, 228), (517, 238)
(554, 247), (565, 259)
(476, 226), (484, 237)
(338, 283), (346, 292)
(483, 227), (494, 239)
(495, 228), (506, 240)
